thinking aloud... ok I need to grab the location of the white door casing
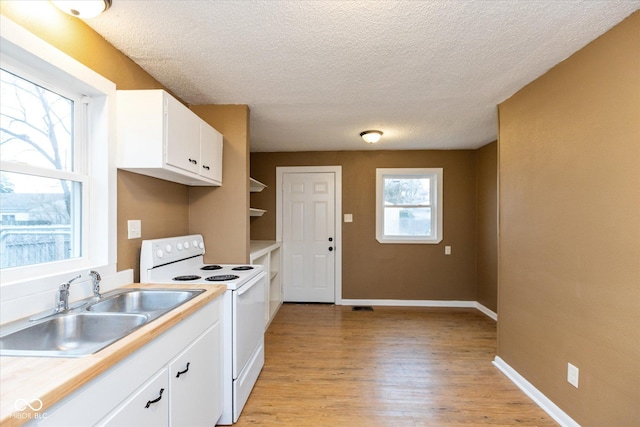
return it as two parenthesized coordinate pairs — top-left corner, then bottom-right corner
(276, 166), (342, 304)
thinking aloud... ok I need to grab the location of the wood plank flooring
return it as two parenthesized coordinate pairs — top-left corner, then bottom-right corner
(235, 303), (557, 426)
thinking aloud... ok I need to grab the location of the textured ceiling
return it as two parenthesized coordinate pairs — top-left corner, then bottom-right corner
(83, 1), (639, 152)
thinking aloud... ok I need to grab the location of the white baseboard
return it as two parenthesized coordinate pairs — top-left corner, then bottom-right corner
(341, 298), (476, 308)
(492, 356), (580, 427)
(475, 302), (498, 320)
(340, 299), (497, 321)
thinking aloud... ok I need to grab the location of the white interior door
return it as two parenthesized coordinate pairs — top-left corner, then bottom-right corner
(282, 172), (336, 303)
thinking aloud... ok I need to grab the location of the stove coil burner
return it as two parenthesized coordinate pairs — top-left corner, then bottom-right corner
(232, 266), (254, 271)
(205, 274), (240, 282)
(173, 275), (202, 281)
(201, 265), (223, 271)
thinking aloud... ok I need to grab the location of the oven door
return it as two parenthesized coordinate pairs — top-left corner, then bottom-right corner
(232, 271), (266, 379)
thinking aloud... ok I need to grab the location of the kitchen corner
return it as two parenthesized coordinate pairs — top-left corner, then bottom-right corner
(0, 283), (226, 426)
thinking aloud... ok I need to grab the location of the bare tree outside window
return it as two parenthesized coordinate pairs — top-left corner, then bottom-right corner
(0, 68), (81, 269)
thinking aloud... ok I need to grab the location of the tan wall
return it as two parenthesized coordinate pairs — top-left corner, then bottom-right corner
(476, 142), (498, 312)
(118, 171), (190, 281)
(189, 105), (251, 264)
(1, 2), (249, 278)
(0, 1), (496, 307)
(498, 11), (640, 426)
(0, 1), (162, 91)
(250, 150), (478, 301)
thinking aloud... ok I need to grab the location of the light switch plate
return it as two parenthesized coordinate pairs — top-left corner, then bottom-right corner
(567, 363), (579, 388)
(127, 220), (141, 239)
(344, 214), (353, 223)
(445, 246), (452, 255)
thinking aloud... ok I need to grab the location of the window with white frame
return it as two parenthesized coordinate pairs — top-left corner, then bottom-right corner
(376, 168), (443, 244)
(0, 17), (116, 285)
(0, 67), (87, 270)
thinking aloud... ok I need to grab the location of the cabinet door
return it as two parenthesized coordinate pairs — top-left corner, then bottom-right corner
(165, 93), (201, 174)
(97, 368), (169, 427)
(169, 322), (222, 426)
(199, 122), (223, 183)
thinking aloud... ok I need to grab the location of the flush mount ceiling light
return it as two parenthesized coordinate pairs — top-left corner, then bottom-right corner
(360, 130), (383, 144)
(51, 0), (112, 18)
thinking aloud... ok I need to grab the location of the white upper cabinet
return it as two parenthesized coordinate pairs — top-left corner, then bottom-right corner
(117, 89), (223, 186)
(165, 93), (201, 175)
(199, 121), (223, 182)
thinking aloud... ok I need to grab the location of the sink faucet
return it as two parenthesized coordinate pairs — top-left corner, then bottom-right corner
(56, 274), (82, 312)
(89, 270), (102, 299)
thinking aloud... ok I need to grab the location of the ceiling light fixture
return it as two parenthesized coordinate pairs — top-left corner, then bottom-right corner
(51, 0), (112, 18)
(360, 130), (383, 144)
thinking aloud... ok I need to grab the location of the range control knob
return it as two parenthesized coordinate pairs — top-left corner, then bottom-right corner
(156, 249), (164, 258)
(165, 244), (172, 253)
(184, 241), (190, 249)
(199, 242), (204, 249)
(193, 240), (199, 248)
(177, 243), (183, 250)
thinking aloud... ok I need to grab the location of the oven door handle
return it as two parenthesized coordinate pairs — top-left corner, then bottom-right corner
(236, 274), (262, 296)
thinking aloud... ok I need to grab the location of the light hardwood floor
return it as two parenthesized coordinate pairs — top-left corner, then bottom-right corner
(235, 303), (557, 426)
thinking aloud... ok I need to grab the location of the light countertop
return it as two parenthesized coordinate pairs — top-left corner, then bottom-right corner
(0, 283), (226, 427)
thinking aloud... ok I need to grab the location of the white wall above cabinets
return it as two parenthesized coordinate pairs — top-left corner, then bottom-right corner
(117, 89), (223, 186)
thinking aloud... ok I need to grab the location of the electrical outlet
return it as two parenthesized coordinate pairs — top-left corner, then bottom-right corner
(445, 246), (452, 255)
(567, 363), (579, 388)
(127, 220), (141, 239)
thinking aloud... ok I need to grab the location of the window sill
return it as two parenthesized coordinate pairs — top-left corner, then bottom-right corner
(376, 236), (443, 244)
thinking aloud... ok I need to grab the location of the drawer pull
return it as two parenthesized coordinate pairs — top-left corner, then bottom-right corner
(202, 165), (210, 170)
(176, 362), (191, 378)
(145, 388), (164, 408)
(188, 158), (198, 165)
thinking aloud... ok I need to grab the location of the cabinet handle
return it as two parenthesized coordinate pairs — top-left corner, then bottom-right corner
(176, 362), (191, 378)
(329, 247), (334, 251)
(188, 158), (198, 165)
(144, 388), (164, 408)
(202, 165), (210, 170)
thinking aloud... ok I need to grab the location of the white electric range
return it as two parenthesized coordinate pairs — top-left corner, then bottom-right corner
(140, 234), (265, 425)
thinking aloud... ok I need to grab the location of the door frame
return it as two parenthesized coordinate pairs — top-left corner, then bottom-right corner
(276, 166), (342, 305)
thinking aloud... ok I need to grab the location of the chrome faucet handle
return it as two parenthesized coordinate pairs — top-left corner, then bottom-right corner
(89, 270), (102, 298)
(56, 283), (70, 312)
(57, 274), (82, 312)
(29, 274), (82, 321)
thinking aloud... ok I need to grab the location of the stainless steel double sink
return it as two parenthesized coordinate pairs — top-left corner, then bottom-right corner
(0, 288), (205, 357)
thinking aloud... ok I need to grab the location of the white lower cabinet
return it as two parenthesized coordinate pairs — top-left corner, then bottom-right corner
(97, 368), (169, 427)
(98, 324), (220, 427)
(169, 323), (221, 426)
(35, 296), (223, 427)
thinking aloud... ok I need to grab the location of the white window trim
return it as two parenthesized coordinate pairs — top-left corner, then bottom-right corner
(376, 167), (443, 244)
(0, 16), (117, 286)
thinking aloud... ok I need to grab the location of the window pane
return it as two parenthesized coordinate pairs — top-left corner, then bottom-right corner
(0, 68), (74, 171)
(383, 207), (431, 236)
(0, 171), (81, 269)
(384, 177), (430, 205)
